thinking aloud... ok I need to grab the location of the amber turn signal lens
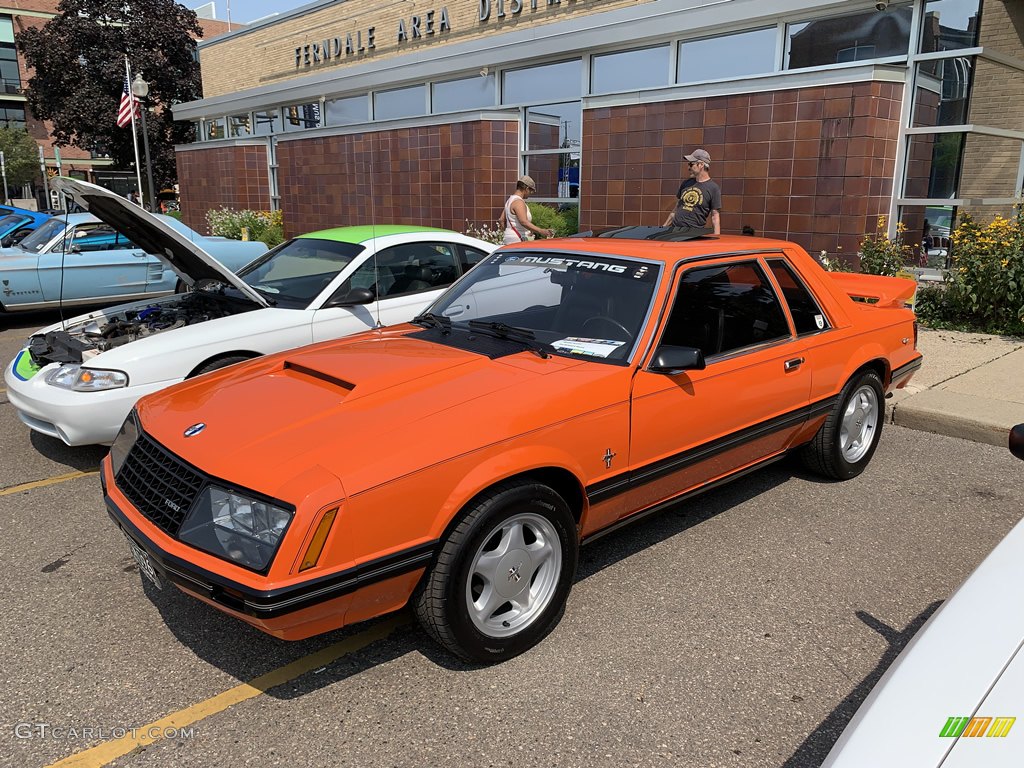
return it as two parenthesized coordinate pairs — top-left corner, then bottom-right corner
(300, 507), (338, 571)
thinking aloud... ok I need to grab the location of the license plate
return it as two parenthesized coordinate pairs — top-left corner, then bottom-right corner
(124, 532), (163, 590)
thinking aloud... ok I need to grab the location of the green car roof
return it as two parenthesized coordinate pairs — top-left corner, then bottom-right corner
(297, 224), (455, 244)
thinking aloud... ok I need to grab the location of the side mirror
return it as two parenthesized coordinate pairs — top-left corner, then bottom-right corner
(68, 244), (82, 254)
(1010, 424), (1024, 461)
(0, 235), (12, 248)
(325, 286), (375, 307)
(649, 345), (706, 374)
(10, 229), (29, 245)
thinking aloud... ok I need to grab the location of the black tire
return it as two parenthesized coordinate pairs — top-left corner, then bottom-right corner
(174, 279), (190, 294)
(189, 354), (255, 377)
(414, 481), (578, 664)
(801, 369), (885, 480)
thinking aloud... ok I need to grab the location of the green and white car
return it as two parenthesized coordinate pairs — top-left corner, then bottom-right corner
(5, 178), (496, 446)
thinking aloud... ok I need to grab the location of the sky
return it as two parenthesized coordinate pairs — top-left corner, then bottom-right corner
(187, 0), (317, 25)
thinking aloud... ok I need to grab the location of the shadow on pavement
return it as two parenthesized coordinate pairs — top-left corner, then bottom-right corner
(29, 430), (108, 471)
(781, 600), (943, 767)
(133, 462), (798, 692)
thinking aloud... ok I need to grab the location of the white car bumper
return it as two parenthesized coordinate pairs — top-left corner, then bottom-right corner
(4, 353), (175, 446)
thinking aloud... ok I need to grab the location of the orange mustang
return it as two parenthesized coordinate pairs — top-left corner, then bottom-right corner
(103, 227), (922, 662)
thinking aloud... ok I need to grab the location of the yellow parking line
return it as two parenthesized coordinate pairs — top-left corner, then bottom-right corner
(0, 470), (100, 496)
(47, 615), (407, 768)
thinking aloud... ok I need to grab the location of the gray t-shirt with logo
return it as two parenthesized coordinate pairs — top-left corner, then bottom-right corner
(672, 178), (722, 228)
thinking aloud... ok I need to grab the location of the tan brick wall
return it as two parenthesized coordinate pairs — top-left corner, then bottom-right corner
(582, 81), (903, 260)
(959, 0), (1024, 211)
(199, 0), (651, 98)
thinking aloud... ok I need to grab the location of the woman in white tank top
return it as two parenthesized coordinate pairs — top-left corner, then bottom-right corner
(498, 175), (556, 244)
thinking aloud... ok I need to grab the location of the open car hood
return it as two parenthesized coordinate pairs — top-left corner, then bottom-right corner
(50, 177), (269, 308)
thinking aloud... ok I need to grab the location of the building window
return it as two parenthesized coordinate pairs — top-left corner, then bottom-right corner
(677, 28), (776, 84)
(502, 59), (581, 105)
(591, 45), (670, 94)
(0, 16), (20, 94)
(282, 101), (322, 132)
(0, 104), (25, 130)
(786, 5), (913, 70)
(202, 117), (225, 141)
(374, 84), (426, 120)
(228, 113), (252, 138)
(252, 108), (279, 136)
(912, 58), (973, 128)
(920, 0), (981, 53)
(431, 73), (496, 113)
(326, 94), (368, 125)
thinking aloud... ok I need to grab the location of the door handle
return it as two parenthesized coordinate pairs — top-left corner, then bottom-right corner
(784, 357), (805, 371)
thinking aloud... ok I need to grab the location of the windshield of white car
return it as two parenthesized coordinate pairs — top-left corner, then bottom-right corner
(236, 237), (365, 306)
(19, 218), (67, 252)
(427, 250), (661, 364)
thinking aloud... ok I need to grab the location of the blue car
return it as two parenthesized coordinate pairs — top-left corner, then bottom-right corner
(0, 211), (268, 313)
(0, 206), (51, 248)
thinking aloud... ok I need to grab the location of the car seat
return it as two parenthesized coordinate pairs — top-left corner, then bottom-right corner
(388, 264), (434, 295)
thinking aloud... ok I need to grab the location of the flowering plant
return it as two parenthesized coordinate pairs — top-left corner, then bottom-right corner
(857, 216), (913, 276)
(206, 208), (285, 247)
(464, 220), (505, 245)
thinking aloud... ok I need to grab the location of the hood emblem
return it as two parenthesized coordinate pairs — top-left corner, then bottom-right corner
(184, 422), (206, 437)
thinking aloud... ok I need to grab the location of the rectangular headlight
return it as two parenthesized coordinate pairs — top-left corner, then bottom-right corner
(178, 486), (292, 571)
(109, 410), (139, 477)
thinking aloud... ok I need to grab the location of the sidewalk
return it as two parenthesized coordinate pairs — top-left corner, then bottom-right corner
(887, 328), (1024, 447)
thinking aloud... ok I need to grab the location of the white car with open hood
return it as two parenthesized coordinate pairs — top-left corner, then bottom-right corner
(4, 177), (496, 446)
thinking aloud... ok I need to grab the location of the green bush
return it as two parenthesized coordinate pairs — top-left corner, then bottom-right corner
(527, 203), (579, 237)
(206, 208), (285, 248)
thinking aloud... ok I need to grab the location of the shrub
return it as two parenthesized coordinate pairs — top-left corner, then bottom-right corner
(527, 203), (579, 237)
(206, 208), (285, 248)
(858, 216), (914, 276)
(918, 207), (1024, 336)
(464, 220), (505, 245)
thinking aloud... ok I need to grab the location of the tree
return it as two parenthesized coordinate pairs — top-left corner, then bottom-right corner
(17, 0), (202, 191)
(0, 128), (43, 188)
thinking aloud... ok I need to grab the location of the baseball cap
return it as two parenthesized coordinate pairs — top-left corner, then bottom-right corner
(518, 175), (537, 191)
(685, 149), (711, 165)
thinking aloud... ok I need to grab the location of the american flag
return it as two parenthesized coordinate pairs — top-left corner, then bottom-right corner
(116, 76), (139, 128)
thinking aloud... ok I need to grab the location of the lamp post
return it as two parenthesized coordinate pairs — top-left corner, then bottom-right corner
(131, 73), (157, 212)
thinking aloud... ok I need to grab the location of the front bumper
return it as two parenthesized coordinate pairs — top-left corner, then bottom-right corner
(102, 462), (435, 640)
(4, 354), (171, 446)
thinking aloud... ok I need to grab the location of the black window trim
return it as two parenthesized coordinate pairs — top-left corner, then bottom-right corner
(762, 256), (834, 339)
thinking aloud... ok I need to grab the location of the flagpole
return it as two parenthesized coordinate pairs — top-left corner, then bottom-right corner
(125, 55), (144, 205)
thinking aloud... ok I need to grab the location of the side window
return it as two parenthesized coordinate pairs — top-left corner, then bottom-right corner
(767, 259), (830, 335)
(377, 242), (460, 297)
(459, 245), (490, 274)
(63, 225), (136, 253)
(660, 261), (791, 358)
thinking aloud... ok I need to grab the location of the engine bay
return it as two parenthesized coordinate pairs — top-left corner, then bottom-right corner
(29, 290), (257, 365)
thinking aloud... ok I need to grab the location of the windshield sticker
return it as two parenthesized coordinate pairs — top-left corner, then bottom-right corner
(501, 255), (627, 273)
(551, 337), (626, 358)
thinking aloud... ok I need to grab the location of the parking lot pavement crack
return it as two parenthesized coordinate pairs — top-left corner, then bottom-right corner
(927, 343), (1024, 389)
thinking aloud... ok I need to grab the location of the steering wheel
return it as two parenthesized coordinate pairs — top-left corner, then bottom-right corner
(581, 316), (631, 340)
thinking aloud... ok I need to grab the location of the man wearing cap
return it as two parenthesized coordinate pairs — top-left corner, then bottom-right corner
(499, 175), (556, 244)
(663, 149), (721, 234)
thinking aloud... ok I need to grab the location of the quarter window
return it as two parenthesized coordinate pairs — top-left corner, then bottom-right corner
(661, 261), (791, 358)
(767, 259), (830, 335)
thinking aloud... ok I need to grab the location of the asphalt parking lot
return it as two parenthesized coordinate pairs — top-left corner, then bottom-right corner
(2, 309), (1023, 768)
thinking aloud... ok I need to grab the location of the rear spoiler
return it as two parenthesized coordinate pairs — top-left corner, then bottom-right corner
(828, 273), (917, 309)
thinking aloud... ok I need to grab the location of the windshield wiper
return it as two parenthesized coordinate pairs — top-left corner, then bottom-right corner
(467, 320), (550, 359)
(412, 312), (451, 334)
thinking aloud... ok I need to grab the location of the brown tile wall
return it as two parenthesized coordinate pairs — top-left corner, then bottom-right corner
(276, 120), (519, 237)
(176, 144), (271, 233)
(582, 81), (904, 259)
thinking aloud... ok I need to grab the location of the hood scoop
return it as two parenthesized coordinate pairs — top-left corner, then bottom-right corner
(281, 361), (355, 392)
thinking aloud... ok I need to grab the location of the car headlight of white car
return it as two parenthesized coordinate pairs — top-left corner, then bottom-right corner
(45, 364), (128, 391)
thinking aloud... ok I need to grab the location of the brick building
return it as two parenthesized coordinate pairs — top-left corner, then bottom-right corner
(1, 1), (235, 208)
(173, 0), (1024, 262)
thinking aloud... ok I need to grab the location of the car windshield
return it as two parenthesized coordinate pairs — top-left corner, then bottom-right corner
(427, 250), (661, 363)
(237, 237), (365, 305)
(19, 217), (67, 252)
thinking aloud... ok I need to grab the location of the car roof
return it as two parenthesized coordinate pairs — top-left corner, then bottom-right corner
(500, 233), (800, 266)
(298, 225), (458, 244)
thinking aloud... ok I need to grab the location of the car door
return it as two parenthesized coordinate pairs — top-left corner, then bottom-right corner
(622, 257), (812, 517)
(310, 241), (463, 342)
(37, 223), (153, 303)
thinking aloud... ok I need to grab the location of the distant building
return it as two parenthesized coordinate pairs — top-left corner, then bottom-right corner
(1, 0), (238, 208)
(172, 0), (1023, 262)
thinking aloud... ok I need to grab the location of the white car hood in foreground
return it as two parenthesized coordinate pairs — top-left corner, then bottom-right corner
(823, 517), (1024, 767)
(50, 176), (268, 307)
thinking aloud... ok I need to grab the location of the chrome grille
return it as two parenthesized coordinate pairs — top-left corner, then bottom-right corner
(115, 432), (206, 535)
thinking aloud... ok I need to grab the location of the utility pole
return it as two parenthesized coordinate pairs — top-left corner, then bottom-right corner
(37, 145), (50, 210)
(0, 151), (8, 206)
